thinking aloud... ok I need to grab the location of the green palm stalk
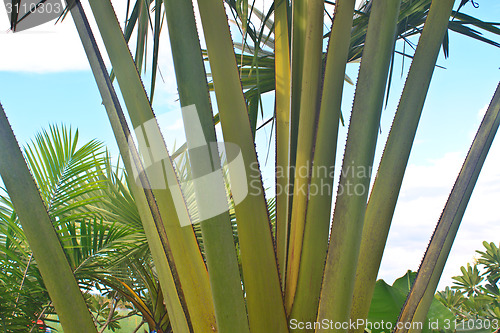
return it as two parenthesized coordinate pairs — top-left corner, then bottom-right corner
(317, 1), (402, 331)
(350, 1), (458, 331)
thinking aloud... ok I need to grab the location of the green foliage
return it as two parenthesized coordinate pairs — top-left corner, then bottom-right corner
(437, 242), (500, 329)
(367, 271), (454, 333)
(0, 252), (52, 332)
(0, 126), (171, 332)
(85, 293), (136, 332)
(0, 197), (48, 332)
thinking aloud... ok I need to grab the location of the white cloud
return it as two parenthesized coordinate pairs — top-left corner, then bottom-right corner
(156, 111), (186, 150)
(466, 103), (491, 140)
(477, 103), (489, 121)
(0, 0), (187, 114)
(379, 127), (500, 290)
(401, 151), (465, 191)
(166, 117), (183, 131)
(356, 0), (368, 9)
(0, 11), (90, 72)
(0, 1), (135, 72)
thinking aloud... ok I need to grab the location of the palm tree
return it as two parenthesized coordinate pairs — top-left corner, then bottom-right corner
(0, 126), (177, 332)
(1, 0), (499, 332)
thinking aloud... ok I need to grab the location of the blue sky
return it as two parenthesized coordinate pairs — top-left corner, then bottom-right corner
(0, 0), (499, 290)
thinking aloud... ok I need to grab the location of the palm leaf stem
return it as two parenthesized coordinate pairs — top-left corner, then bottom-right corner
(317, 0), (402, 330)
(196, 0), (288, 331)
(285, 0), (325, 313)
(350, 1), (457, 331)
(290, 0), (356, 327)
(66, 2), (191, 331)
(163, 0), (250, 331)
(274, 0), (291, 285)
(395, 82), (500, 333)
(83, 1), (218, 331)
